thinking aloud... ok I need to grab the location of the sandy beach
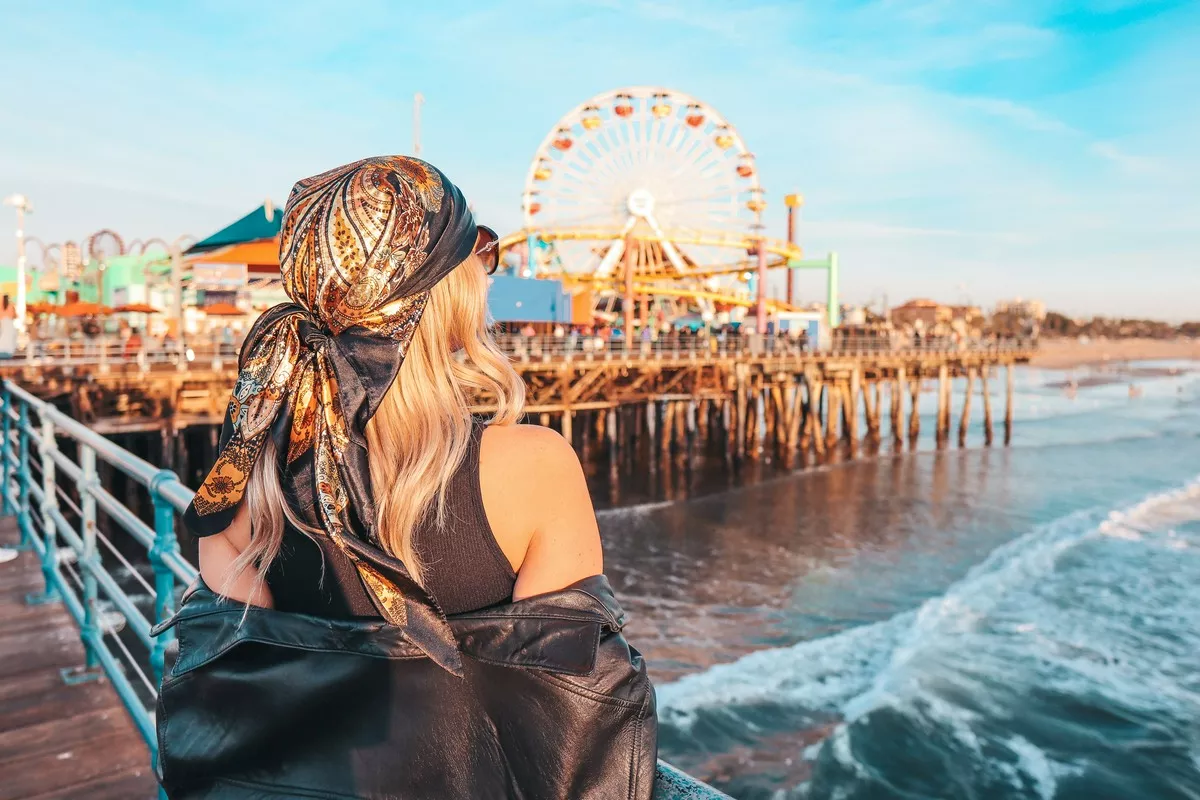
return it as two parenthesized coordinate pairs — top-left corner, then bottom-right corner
(1030, 337), (1200, 369)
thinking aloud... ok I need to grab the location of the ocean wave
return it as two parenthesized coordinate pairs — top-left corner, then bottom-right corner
(657, 477), (1200, 798)
(596, 499), (677, 518)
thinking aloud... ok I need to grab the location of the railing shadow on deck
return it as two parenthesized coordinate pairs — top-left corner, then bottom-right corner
(0, 378), (729, 799)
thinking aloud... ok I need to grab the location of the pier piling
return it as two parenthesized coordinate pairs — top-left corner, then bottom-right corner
(959, 368), (974, 448)
(909, 376), (922, 446)
(1005, 364), (1015, 445)
(982, 365), (994, 446)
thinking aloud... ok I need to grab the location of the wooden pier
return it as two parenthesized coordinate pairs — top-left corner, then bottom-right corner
(0, 339), (1035, 471)
(0, 517), (156, 800)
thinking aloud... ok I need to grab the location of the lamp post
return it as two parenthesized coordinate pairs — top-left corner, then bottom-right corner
(23, 236), (54, 308)
(413, 92), (424, 156)
(784, 193), (803, 306)
(3, 194), (32, 334)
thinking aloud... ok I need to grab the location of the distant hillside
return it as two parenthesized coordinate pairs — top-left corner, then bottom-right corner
(1039, 312), (1200, 340)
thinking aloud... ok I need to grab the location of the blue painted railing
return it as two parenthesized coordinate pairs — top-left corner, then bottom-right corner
(0, 378), (727, 799)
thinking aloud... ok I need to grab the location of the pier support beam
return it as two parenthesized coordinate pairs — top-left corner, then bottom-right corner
(909, 375), (921, 446)
(959, 368), (974, 448)
(812, 378), (827, 457)
(936, 365), (949, 447)
(825, 383), (841, 452)
(982, 365), (994, 446)
(1005, 364), (1015, 445)
(848, 368), (861, 444)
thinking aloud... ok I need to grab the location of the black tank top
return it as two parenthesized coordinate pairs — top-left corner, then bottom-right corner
(264, 423), (516, 617)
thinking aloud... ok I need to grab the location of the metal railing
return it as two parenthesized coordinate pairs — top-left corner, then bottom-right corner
(6, 336), (239, 372)
(0, 378), (727, 799)
(0, 379), (194, 797)
(2, 333), (1035, 372)
(494, 333), (1033, 363)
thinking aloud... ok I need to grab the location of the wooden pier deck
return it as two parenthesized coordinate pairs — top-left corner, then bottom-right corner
(0, 517), (156, 800)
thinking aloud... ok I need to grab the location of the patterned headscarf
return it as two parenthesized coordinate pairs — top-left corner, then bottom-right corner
(183, 156), (480, 675)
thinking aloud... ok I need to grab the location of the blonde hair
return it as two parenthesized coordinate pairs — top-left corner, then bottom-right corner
(227, 254), (525, 596)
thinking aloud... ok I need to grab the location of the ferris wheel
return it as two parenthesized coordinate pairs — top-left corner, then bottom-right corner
(521, 87), (766, 286)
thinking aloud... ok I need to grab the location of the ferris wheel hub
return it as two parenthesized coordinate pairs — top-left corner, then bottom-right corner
(626, 188), (655, 218)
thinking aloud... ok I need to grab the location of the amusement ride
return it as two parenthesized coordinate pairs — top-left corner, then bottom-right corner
(499, 86), (837, 332)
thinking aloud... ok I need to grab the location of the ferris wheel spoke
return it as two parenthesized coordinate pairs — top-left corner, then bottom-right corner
(620, 121), (640, 175)
(541, 193), (618, 209)
(662, 123), (686, 159)
(608, 124), (634, 176)
(655, 189), (740, 208)
(581, 135), (620, 181)
(668, 138), (706, 179)
(642, 211), (690, 275)
(568, 136), (623, 187)
(593, 216), (638, 278)
(541, 197), (615, 213)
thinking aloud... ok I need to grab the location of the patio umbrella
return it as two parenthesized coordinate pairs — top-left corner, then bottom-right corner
(56, 301), (113, 317)
(26, 302), (56, 315)
(203, 302), (245, 316)
(113, 303), (162, 314)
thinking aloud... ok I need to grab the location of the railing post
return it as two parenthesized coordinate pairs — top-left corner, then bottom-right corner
(29, 409), (60, 604)
(77, 445), (103, 673)
(148, 470), (180, 688)
(1, 386), (10, 517)
(16, 402), (31, 550)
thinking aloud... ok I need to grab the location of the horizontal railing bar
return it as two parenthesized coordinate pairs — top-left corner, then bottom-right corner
(49, 507), (84, 552)
(108, 625), (158, 697)
(22, 423), (42, 449)
(162, 548), (199, 583)
(47, 447), (83, 483)
(5, 381), (162, 488)
(92, 568), (153, 646)
(91, 486), (156, 550)
(97, 531), (157, 596)
(155, 479), (194, 516)
(56, 485), (83, 518)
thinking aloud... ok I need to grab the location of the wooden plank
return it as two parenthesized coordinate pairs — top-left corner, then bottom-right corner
(0, 735), (152, 800)
(0, 706), (133, 763)
(0, 515), (157, 800)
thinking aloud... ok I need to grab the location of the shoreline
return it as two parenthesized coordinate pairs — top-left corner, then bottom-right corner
(1028, 338), (1200, 370)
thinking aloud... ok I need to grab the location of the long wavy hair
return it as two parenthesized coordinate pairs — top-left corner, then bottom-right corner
(229, 254), (525, 595)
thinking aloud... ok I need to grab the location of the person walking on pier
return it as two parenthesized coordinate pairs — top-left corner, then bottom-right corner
(153, 156), (657, 800)
(0, 295), (16, 358)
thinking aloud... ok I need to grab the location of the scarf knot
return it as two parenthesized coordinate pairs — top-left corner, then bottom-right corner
(297, 315), (333, 353)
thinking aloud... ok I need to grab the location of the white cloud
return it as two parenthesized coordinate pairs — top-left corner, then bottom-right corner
(1088, 142), (1164, 176)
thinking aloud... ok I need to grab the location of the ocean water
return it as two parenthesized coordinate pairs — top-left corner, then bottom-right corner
(595, 362), (1200, 799)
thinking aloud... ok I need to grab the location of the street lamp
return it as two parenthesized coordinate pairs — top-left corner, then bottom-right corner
(132, 235), (194, 366)
(3, 194), (31, 333)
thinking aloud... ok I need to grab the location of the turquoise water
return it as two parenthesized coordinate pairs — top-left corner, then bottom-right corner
(598, 362), (1200, 798)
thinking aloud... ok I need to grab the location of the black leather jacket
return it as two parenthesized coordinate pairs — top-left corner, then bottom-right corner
(153, 575), (658, 799)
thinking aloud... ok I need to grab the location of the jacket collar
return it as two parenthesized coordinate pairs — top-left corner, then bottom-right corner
(152, 574), (627, 679)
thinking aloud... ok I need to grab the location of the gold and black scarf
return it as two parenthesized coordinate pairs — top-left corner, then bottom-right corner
(183, 156), (480, 675)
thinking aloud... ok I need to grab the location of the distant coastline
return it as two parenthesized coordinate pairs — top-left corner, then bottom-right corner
(1031, 337), (1200, 369)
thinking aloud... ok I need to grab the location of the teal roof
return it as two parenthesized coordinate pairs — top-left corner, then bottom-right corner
(187, 203), (282, 253)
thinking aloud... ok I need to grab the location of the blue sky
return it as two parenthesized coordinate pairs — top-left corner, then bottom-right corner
(2, 0), (1197, 319)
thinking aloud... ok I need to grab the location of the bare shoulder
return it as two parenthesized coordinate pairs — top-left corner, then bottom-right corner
(479, 423), (602, 599)
(481, 422), (581, 477)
